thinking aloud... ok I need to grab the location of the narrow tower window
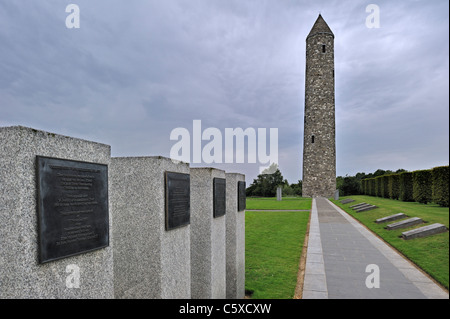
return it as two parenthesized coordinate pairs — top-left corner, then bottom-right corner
(322, 44), (326, 53)
(311, 135), (315, 144)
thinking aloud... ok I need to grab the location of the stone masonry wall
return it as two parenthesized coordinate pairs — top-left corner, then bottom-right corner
(302, 29), (336, 198)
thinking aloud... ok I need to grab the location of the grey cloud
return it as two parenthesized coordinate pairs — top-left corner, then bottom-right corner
(0, 0), (448, 184)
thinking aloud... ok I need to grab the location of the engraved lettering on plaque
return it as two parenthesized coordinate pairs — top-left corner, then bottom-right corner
(213, 178), (226, 218)
(37, 156), (109, 263)
(165, 171), (190, 230)
(238, 181), (246, 212)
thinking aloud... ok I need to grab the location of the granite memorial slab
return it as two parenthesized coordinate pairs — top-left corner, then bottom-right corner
(386, 217), (424, 230)
(0, 126), (113, 299)
(191, 168), (226, 299)
(352, 203), (371, 210)
(111, 156), (190, 299)
(355, 205), (378, 212)
(375, 213), (407, 224)
(226, 173), (246, 299)
(402, 223), (448, 240)
(350, 202), (368, 208)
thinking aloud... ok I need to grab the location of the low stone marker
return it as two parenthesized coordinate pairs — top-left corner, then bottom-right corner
(386, 217), (424, 230)
(375, 213), (407, 224)
(355, 205), (378, 212)
(340, 199), (355, 204)
(402, 223), (448, 240)
(350, 202), (367, 208)
(334, 189), (339, 200)
(352, 203), (371, 210)
(276, 186), (282, 201)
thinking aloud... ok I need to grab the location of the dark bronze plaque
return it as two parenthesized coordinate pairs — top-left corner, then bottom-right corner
(238, 181), (246, 212)
(36, 156), (109, 263)
(165, 171), (190, 230)
(213, 178), (226, 218)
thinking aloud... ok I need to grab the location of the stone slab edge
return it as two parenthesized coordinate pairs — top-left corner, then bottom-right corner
(302, 198), (328, 299)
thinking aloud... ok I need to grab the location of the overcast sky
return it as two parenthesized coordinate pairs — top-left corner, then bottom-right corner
(1, 0), (448, 184)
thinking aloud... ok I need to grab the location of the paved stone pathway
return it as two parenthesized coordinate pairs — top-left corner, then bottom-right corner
(302, 197), (448, 299)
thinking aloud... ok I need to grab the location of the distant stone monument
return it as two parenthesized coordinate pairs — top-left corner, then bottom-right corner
(277, 186), (282, 201)
(302, 14), (337, 198)
(334, 189), (339, 200)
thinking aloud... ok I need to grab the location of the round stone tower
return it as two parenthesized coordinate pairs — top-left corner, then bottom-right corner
(302, 14), (336, 198)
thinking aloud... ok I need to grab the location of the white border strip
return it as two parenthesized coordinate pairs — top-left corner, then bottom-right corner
(327, 199), (449, 299)
(302, 198), (328, 299)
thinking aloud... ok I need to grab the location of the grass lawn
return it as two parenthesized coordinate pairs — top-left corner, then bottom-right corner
(245, 210), (310, 299)
(332, 195), (449, 289)
(246, 197), (312, 210)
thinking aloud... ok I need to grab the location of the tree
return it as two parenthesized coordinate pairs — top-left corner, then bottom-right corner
(290, 180), (302, 196)
(246, 164), (285, 197)
(337, 175), (361, 196)
(341, 176), (361, 196)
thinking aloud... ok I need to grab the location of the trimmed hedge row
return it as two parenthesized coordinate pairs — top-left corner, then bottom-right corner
(432, 166), (449, 207)
(361, 165), (449, 207)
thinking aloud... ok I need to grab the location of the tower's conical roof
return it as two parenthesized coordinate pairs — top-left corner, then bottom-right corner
(307, 14), (334, 39)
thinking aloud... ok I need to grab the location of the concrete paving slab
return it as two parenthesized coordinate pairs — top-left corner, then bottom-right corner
(302, 198), (449, 299)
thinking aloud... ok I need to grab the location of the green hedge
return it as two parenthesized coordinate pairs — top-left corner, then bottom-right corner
(432, 166), (449, 207)
(381, 175), (390, 198)
(357, 166), (448, 206)
(399, 172), (414, 202)
(370, 178), (376, 196)
(412, 169), (432, 204)
(362, 179), (368, 195)
(388, 174), (400, 200)
(374, 176), (382, 197)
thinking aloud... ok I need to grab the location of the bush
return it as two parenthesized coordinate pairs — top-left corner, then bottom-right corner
(340, 176), (361, 196)
(362, 179), (368, 195)
(370, 178), (376, 196)
(388, 174), (400, 200)
(432, 165), (449, 207)
(375, 176), (383, 197)
(412, 169), (432, 204)
(399, 172), (414, 202)
(381, 175), (390, 198)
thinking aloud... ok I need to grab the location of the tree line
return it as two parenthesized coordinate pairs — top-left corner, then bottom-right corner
(246, 163), (302, 197)
(245, 163), (448, 208)
(360, 166), (449, 207)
